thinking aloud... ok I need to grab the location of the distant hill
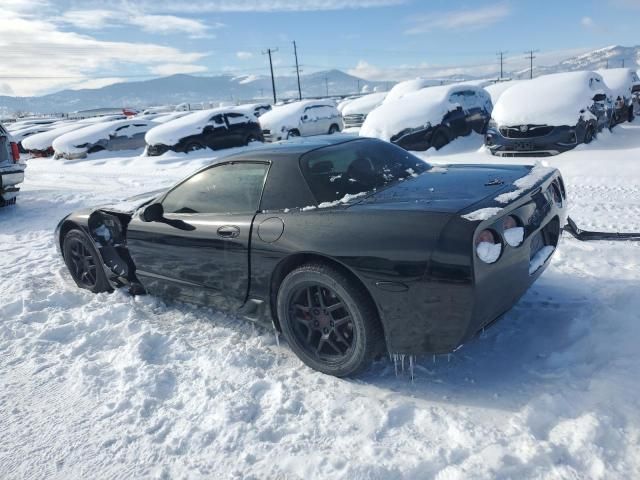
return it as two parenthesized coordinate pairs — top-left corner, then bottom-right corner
(0, 70), (390, 114)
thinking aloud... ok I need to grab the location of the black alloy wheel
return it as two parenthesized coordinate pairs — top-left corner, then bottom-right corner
(277, 263), (383, 377)
(63, 229), (111, 293)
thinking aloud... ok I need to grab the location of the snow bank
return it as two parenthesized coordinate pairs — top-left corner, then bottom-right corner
(596, 68), (639, 99)
(145, 108), (227, 146)
(360, 84), (483, 141)
(492, 71), (610, 126)
(484, 80), (523, 105)
(52, 119), (155, 155)
(383, 78), (440, 104)
(341, 92), (387, 116)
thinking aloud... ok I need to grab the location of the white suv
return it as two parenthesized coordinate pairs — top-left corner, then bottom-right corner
(0, 123), (25, 206)
(259, 100), (343, 142)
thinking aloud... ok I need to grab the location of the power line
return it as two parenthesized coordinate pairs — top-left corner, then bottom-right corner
(261, 47), (278, 104)
(293, 41), (302, 101)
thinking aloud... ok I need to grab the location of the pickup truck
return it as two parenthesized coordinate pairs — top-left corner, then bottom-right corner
(0, 123), (25, 206)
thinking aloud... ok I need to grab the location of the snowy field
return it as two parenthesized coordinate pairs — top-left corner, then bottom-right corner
(1, 126), (640, 479)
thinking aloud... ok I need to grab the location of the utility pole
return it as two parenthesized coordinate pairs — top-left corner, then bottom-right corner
(357, 79), (361, 93)
(622, 59), (625, 68)
(606, 59), (609, 69)
(524, 50), (538, 79)
(293, 41), (302, 100)
(325, 76), (329, 97)
(262, 48), (278, 104)
(497, 51), (507, 79)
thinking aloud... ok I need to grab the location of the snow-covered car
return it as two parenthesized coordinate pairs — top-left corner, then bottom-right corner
(145, 108), (263, 156)
(231, 103), (272, 119)
(52, 119), (157, 160)
(341, 92), (387, 129)
(22, 122), (91, 157)
(485, 71), (612, 157)
(0, 123), (25, 206)
(484, 80), (523, 106)
(259, 100), (343, 142)
(55, 137), (566, 377)
(11, 122), (67, 153)
(597, 68), (639, 125)
(360, 84), (492, 151)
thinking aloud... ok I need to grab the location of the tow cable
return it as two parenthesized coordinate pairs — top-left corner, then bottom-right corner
(564, 216), (640, 241)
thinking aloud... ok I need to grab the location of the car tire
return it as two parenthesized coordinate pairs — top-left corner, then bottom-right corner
(185, 141), (204, 153)
(276, 263), (384, 377)
(328, 124), (340, 134)
(584, 126), (595, 144)
(62, 229), (111, 294)
(287, 130), (300, 139)
(431, 130), (450, 150)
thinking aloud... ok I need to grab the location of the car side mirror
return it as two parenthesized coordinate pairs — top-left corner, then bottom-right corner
(141, 203), (164, 222)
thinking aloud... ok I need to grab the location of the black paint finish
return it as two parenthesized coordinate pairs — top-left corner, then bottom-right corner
(55, 137), (566, 355)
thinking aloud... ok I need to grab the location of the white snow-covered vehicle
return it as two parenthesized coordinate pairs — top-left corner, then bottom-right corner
(259, 100), (343, 142)
(382, 78), (441, 104)
(597, 68), (640, 125)
(0, 123), (25, 206)
(341, 92), (388, 129)
(52, 119), (157, 159)
(484, 80), (523, 106)
(360, 84), (492, 151)
(485, 71), (613, 156)
(231, 103), (272, 119)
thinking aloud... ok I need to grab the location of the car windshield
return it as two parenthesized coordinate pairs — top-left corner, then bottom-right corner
(300, 139), (430, 204)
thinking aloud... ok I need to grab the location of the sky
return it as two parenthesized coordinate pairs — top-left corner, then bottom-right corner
(2, 0), (640, 97)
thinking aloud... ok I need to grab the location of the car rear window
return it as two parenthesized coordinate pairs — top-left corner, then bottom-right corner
(300, 139), (430, 204)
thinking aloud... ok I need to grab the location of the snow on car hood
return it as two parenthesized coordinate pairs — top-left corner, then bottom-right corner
(52, 119), (155, 154)
(259, 100), (334, 132)
(596, 68), (638, 99)
(145, 108), (227, 146)
(22, 122), (92, 151)
(492, 71), (610, 126)
(99, 188), (167, 215)
(342, 92), (388, 116)
(360, 84), (467, 141)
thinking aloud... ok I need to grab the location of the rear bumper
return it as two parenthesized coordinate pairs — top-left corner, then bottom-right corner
(0, 168), (25, 190)
(485, 125), (577, 156)
(376, 171), (565, 355)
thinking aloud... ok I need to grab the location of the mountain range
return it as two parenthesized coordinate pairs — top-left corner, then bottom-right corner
(2, 45), (639, 114)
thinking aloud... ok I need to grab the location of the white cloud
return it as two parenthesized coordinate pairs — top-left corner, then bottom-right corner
(126, 0), (406, 13)
(581, 16), (595, 28)
(61, 9), (118, 29)
(68, 77), (128, 90)
(0, 7), (209, 96)
(405, 4), (511, 35)
(148, 63), (208, 75)
(127, 14), (221, 38)
(236, 51), (254, 60)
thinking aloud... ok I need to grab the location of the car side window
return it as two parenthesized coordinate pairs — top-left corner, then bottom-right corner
(225, 113), (249, 125)
(209, 114), (225, 125)
(161, 162), (270, 215)
(449, 92), (465, 107)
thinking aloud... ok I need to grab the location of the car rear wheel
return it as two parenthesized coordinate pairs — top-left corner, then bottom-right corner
(277, 263), (384, 377)
(185, 141), (204, 153)
(328, 124), (340, 134)
(62, 229), (111, 293)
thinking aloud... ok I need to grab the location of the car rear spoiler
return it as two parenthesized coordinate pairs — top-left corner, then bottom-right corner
(564, 216), (640, 241)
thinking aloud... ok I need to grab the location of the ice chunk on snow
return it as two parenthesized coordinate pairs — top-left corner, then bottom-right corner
(462, 207), (503, 222)
(504, 227), (524, 247)
(476, 241), (502, 263)
(529, 245), (555, 274)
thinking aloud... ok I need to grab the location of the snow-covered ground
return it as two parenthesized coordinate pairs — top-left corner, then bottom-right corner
(1, 126), (640, 479)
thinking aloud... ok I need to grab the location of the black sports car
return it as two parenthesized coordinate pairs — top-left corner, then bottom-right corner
(55, 137), (566, 376)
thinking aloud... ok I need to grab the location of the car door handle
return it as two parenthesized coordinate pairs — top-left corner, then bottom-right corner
(217, 225), (240, 238)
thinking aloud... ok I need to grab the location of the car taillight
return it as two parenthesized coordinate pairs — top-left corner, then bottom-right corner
(475, 229), (502, 264)
(10, 142), (20, 163)
(503, 215), (524, 247)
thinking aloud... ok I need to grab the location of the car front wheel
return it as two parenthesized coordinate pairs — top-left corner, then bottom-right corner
(277, 263), (384, 377)
(62, 229), (111, 293)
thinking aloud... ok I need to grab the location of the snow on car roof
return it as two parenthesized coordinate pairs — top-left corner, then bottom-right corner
(360, 84), (484, 141)
(259, 99), (336, 130)
(484, 80), (524, 105)
(596, 68), (639, 99)
(341, 92), (388, 116)
(492, 71), (610, 127)
(382, 78), (441, 104)
(52, 119), (155, 154)
(145, 107), (233, 146)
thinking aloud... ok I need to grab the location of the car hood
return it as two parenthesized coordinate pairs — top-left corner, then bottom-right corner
(352, 164), (534, 214)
